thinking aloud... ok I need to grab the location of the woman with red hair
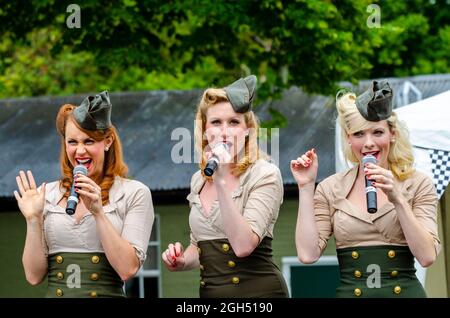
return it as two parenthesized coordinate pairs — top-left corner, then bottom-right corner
(14, 91), (154, 297)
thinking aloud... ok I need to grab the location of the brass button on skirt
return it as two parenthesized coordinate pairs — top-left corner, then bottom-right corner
(336, 245), (426, 298)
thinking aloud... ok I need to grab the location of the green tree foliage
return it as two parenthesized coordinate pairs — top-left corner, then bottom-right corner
(0, 0), (449, 102)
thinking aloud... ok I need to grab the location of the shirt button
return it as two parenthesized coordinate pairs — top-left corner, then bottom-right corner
(354, 288), (362, 297)
(232, 277), (240, 284)
(354, 270), (362, 278)
(197, 247), (202, 255)
(90, 273), (99, 281)
(351, 251), (359, 259)
(56, 272), (64, 280)
(199, 264), (204, 271)
(56, 255), (64, 264)
(228, 261), (236, 268)
(388, 250), (396, 259)
(200, 280), (206, 287)
(90, 291), (98, 298)
(394, 286), (401, 294)
(56, 288), (63, 297)
(390, 270), (398, 278)
(91, 255), (100, 264)
(222, 244), (230, 252)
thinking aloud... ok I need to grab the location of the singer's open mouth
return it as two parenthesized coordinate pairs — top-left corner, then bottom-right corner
(76, 158), (92, 169)
(362, 151), (380, 159)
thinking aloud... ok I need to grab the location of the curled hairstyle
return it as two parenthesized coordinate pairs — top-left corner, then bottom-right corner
(55, 104), (128, 205)
(194, 88), (264, 180)
(336, 93), (414, 180)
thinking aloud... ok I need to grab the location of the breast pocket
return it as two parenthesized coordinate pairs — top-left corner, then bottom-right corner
(332, 210), (353, 245)
(44, 210), (77, 251)
(376, 209), (405, 242)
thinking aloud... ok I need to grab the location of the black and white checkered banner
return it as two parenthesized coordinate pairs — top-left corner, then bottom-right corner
(428, 149), (450, 199)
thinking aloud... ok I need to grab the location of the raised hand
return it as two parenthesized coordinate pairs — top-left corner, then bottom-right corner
(14, 170), (46, 221)
(290, 148), (319, 188)
(162, 242), (185, 272)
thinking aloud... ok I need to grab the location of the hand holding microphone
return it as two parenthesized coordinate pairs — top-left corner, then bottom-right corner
(204, 143), (230, 177)
(363, 155), (401, 205)
(362, 155), (377, 213)
(66, 165), (88, 215)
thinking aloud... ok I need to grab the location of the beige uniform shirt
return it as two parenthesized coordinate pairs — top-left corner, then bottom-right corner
(314, 166), (440, 255)
(43, 177), (154, 265)
(187, 159), (283, 245)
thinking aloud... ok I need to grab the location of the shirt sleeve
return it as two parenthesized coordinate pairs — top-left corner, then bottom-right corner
(189, 231), (198, 246)
(313, 181), (333, 253)
(412, 174), (440, 256)
(122, 184), (155, 266)
(243, 165), (283, 240)
(187, 172), (201, 246)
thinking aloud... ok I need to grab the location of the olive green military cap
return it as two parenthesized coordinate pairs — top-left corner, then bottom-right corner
(356, 80), (393, 122)
(224, 75), (257, 113)
(74, 91), (112, 130)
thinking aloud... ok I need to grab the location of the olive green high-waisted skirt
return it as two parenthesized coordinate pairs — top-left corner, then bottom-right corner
(46, 252), (125, 298)
(197, 237), (289, 298)
(336, 245), (426, 298)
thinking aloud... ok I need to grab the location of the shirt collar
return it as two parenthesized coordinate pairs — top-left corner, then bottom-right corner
(332, 165), (415, 223)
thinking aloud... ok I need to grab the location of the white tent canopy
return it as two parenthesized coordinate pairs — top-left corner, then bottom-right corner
(395, 90), (450, 152)
(395, 90), (450, 199)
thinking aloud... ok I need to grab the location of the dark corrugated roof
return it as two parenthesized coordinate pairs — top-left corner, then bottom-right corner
(1, 74), (450, 196)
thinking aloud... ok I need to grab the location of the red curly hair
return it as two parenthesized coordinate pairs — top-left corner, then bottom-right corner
(55, 104), (128, 205)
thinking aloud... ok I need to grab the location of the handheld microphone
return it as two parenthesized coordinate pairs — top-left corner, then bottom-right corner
(362, 154), (377, 213)
(66, 165), (88, 215)
(204, 143), (229, 177)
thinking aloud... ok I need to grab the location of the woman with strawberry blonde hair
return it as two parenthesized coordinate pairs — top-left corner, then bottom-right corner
(162, 75), (288, 298)
(14, 91), (154, 297)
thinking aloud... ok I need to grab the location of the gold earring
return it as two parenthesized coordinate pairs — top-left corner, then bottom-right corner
(105, 147), (109, 151)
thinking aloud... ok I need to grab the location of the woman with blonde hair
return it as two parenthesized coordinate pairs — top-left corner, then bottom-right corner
(162, 75), (288, 298)
(14, 91), (154, 297)
(291, 80), (440, 297)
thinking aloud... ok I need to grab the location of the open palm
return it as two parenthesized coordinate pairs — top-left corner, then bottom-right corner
(14, 171), (46, 221)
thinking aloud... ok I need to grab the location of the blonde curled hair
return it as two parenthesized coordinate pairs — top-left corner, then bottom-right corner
(336, 92), (414, 180)
(194, 88), (264, 180)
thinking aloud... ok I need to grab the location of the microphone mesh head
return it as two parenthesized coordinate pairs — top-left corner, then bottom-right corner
(221, 142), (229, 151)
(73, 164), (88, 176)
(362, 154), (377, 165)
